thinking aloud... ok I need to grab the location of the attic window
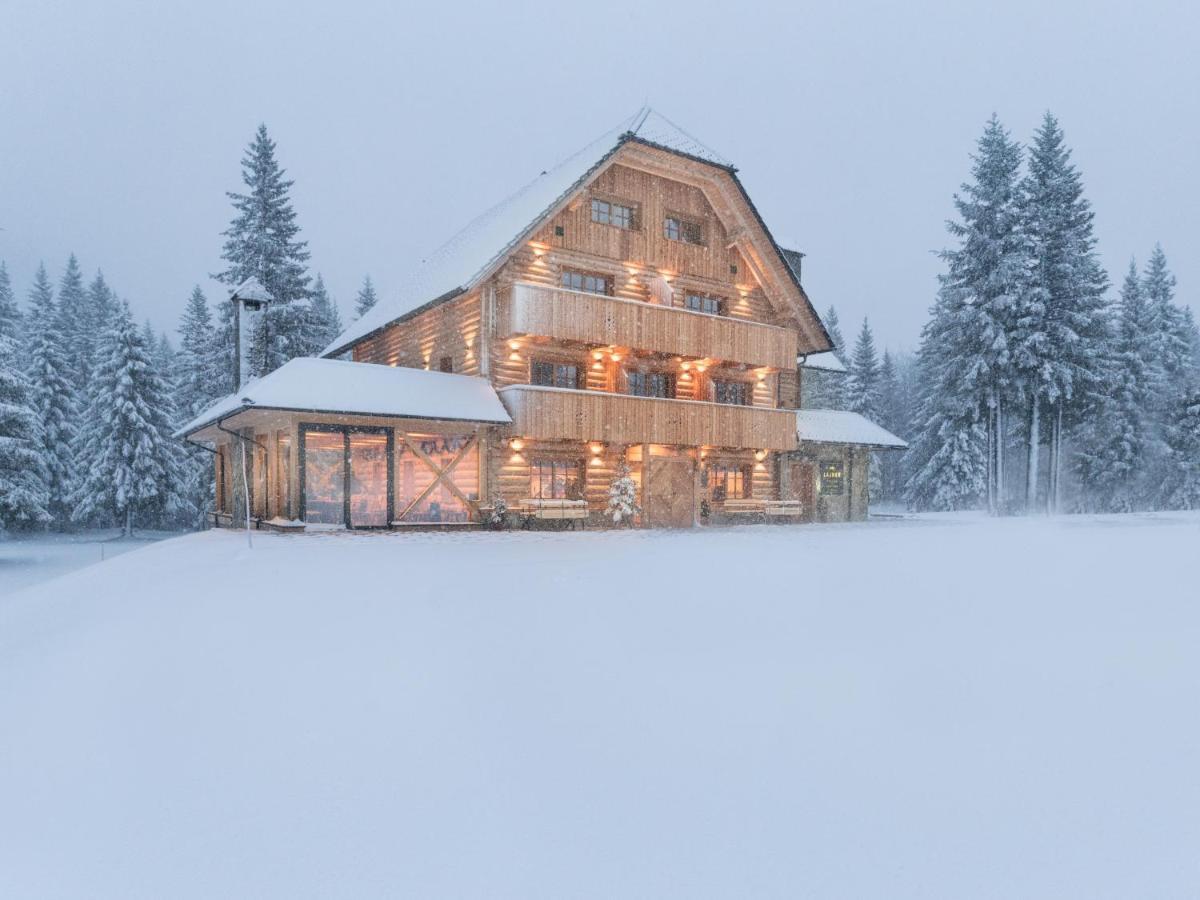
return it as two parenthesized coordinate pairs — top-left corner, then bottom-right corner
(591, 198), (635, 230)
(684, 294), (722, 316)
(664, 215), (703, 245)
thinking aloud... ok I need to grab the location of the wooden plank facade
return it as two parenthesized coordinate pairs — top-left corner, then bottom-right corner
(199, 115), (886, 529)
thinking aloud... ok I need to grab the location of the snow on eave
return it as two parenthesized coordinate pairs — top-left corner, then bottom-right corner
(796, 409), (907, 449)
(175, 358), (512, 440)
(798, 350), (847, 373)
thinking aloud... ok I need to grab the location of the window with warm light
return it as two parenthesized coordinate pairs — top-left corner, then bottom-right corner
(713, 380), (750, 406)
(530, 459), (584, 500)
(591, 198), (635, 229)
(684, 293), (722, 316)
(820, 461), (845, 495)
(706, 463), (750, 501)
(561, 270), (612, 295)
(664, 215), (703, 245)
(626, 369), (674, 399)
(532, 359), (582, 389)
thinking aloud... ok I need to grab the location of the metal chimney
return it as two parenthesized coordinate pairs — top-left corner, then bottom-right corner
(230, 277), (273, 389)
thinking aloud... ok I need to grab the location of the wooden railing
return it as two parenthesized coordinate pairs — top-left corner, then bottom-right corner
(499, 282), (798, 370)
(498, 385), (798, 450)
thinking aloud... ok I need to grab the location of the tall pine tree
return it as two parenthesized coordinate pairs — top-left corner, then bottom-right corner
(802, 304), (849, 409)
(307, 274), (344, 353)
(216, 124), (312, 379)
(847, 317), (881, 419)
(55, 254), (92, 391)
(72, 301), (187, 533)
(354, 275), (378, 319)
(0, 269), (50, 529)
(175, 287), (221, 527)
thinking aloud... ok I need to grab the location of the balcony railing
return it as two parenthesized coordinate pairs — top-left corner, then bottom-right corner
(497, 385), (798, 450)
(499, 282), (798, 370)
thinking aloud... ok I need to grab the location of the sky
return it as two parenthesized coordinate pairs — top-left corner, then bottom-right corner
(1, 0), (1196, 355)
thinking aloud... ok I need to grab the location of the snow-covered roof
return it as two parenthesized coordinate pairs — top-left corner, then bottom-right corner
(231, 277), (273, 303)
(322, 107), (738, 358)
(798, 351), (847, 373)
(796, 409), (907, 449)
(176, 358), (512, 439)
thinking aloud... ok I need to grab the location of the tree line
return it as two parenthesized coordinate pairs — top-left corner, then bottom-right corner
(0, 125), (378, 533)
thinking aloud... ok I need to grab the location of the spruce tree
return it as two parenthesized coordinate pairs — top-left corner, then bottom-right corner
(1073, 262), (1148, 511)
(55, 254), (90, 388)
(72, 301), (187, 533)
(876, 350), (905, 502)
(1162, 388), (1200, 509)
(354, 275), (378, 319)
(307, 274), (344, 353)
(848, 318), (881, 419)
(25, 281), (78, 527)
(803, 304), (849, 409)
(176, 287), (221, 527)
(1015, 113), (1110, 512)
(907, 117), (1026, 513)
(0, 262), (20, 343)
(0, 325), (50, 530)
(216, 124), (311, 377)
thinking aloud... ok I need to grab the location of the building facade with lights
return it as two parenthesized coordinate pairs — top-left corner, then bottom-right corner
(180, 108), (904, 529)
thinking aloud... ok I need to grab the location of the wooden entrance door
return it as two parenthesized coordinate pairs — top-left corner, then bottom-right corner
(645, 457), (695, 528)
(789, 461), (815, 521)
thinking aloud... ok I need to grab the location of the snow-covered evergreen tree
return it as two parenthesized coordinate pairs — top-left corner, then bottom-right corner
(803, 304), (849, 409)
(24, 272), (78, 527)
(175, 286), (221, 527)
(1073, 261), (1149, 511)
(1141, 246), (1194, 402)
(0, 262), (21, 344)
(1015, 113), (1110, 512)
(1161, 387), (1200, 509)
(354, 275), (378, 319)
(215, 124), (311, 378)
(55, 254), (92, 391)
(0, 318), (50, 529)
(72, 301), (188, 533)
(307, 274), (344, 352)
(606, 461), (640, 525)
(847, 318), (881, 419)
(875, 350), (905, 503)
(906, 117), (1026, 513)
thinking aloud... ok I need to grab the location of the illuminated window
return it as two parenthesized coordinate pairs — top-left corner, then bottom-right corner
(397, 434), (479, 524)
(713, 380), (750, 406)
(530, 459), (584, 500)
(706, 463), (749, 501)
(590, 198), (635, 229)
(627, 370), (674, 399)
(532, 359), (581, 389)
(664, 215), (703, 245)
(561, 270), (611, 295)
(820, 461), (845, 495)
(684, 293), (722, 316)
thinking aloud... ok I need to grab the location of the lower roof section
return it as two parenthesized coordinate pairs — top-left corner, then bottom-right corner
(796, 409), (907, 449)
(176, 358), (512, 441)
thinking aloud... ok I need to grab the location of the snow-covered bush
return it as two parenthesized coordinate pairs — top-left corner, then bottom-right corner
(487, 495), (510, 530)
(605, 462), (640, 526)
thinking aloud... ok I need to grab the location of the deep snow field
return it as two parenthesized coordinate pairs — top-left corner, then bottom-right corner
(2, 513), (1198, 898)
(0, 530), (177, 596)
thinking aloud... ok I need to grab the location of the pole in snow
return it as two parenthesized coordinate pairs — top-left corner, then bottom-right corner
(241, 439), (253, 550)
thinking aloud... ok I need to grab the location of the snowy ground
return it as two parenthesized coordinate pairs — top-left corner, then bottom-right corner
(0, 530), (180, 597)
(2, 513), (1198, 898)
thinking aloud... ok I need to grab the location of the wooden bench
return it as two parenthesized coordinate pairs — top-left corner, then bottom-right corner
(514, 499), (590, 529)
(721, 499), (767, 516)
(764, 500), (804, 519)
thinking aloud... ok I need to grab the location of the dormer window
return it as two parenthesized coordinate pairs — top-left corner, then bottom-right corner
(561, 270), (612, 296)
(664, 215), (703, 245)
(591, 198), (635, 230)
(684, 294), (723, 316)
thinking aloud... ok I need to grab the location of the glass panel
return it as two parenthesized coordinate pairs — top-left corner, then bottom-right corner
(276, 432), (292, 518)
(396, 434), (477, 523)
(304, 431), (346, 525)
(349, 432), (389, 527)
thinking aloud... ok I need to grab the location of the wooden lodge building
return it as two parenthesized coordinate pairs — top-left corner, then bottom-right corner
(179, 109), (905, 530)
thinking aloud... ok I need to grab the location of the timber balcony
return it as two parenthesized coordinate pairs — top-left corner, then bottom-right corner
(498, 282), (798, 370)
(497, 385), (798, 450)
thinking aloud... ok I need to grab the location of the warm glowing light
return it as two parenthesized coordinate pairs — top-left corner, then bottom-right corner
(592, 361), (603, 370)
(755, 450), (767, 461)
(695, 364), (707, 373)
(680, 372), (691, 382)
(509, 341), (520, 351)
(589, 457), (602, 467)
(592, 351), (604, 361)
(757, 370), (768, 382)
(509, 438), (524, 451)
(680, 362), (691, 371)
(755, 462), (766, 472)
(590, 443), (603, 455)
(610, 353), (622, 362)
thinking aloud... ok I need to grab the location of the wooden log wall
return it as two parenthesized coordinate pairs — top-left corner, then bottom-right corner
(352, 292), (482, 375)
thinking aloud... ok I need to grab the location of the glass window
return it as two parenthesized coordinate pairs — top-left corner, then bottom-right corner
(627, 370), (674, 398)
(684, 293), (722, 316)
(532, 359), (581, 389)
(713, 380), (750, 406)
(664, 216), (703, 245)
(591, 198), (635, 229)
(530, 459), (584, 500)
(707, 464), (749, 501)
(820, 461), (845, 495)
(348, 432), (389, 527)
(303, 430), (346, 525)
(276, 432), (292, 519)
(561, 270), (611, 295)
(397, 434), (479, 523)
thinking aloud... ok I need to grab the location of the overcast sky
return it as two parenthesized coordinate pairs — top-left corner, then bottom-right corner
(2, 0), (1196, 355)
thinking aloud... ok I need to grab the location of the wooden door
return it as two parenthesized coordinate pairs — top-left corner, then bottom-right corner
(645, 457), (695, 528)
(789, 461), (815, 521)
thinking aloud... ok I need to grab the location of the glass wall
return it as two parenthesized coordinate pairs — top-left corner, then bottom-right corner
(349, 432), (390, 527)
(396, 434), (478, 523)
(303, 430), (346, 525)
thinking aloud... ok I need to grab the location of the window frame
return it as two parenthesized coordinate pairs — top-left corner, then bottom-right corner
(561, 269), (613, 296)
(683, 293), (723, 316)
(531, 358), (582, 390)
(529, 457), (585, 501)
(626, 368), (676, 399)
(712, 379), (751, 406)
(705, 462), (751, 501)
(664, 214), (704, 246)
(590, 196), (637, 230)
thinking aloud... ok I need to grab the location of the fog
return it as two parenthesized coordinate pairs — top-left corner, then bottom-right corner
(2, 0), (1196, 351)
